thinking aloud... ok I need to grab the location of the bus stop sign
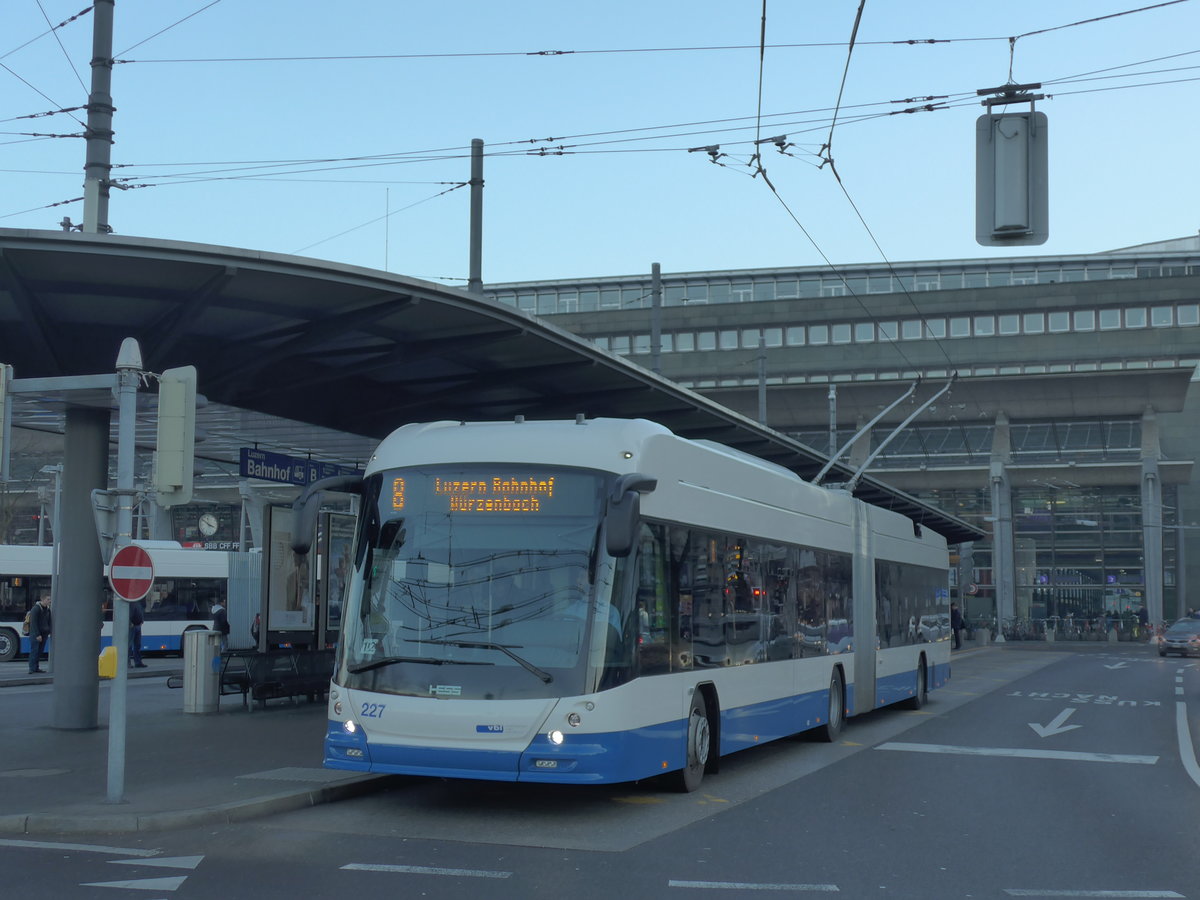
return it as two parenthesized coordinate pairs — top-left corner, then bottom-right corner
(109, 544), (155, 602)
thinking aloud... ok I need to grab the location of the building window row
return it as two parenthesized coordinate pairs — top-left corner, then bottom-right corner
(592, 302), (1200, 356)
(673, 358), (1195, 390)
(488, 259), (1200, 315)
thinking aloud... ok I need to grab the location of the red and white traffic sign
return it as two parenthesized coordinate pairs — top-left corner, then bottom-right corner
(109, 544), (155, 602)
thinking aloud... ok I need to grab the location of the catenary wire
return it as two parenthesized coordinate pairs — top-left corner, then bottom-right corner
(36, 0), (88, 95)
(115, 0), (226, 56)
(822, 0), (867, 168)
(291, 182), (467, 254)
(0, 4), (92, 62)
(95, 42), (1187, 187)
(111, 2), (1194, 65)
(0, 61), (87, 128)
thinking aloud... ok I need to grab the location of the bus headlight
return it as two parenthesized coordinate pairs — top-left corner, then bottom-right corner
(548, 730), (565, 745)
(343, 720), (357, 734)
(566, 712), (581, 727)
(333, 700), (343, 716)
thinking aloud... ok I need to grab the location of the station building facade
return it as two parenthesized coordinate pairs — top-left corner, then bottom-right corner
(485, 236), (1200, 628)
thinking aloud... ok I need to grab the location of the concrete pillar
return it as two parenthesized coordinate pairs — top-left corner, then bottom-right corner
(990, 412), (1015, 634)
(849, 416), (870, 471)
(53, 406), (109, 730)
(1141, 407), (1164, 626)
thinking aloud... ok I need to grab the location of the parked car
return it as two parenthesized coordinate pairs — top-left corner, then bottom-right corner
(1158, 618), (1200, 657)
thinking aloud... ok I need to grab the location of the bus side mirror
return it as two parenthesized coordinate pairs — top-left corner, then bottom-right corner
(605, 473), (657, 558)
(291, 474), (364, 554)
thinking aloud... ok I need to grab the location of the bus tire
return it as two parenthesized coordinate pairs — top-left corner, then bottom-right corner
(673, 690), (711, 793)
(816, 668), (845, 743)
(905, 658), (928, 710)
(0, 627), (18, 662)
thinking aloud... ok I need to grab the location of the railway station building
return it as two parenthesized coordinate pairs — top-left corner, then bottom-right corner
(484, 235), (1200, 629)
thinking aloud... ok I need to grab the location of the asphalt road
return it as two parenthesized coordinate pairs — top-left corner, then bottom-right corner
(4, 643), (1198, 899)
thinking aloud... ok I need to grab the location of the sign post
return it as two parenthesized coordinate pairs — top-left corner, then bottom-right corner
(107, 338), (143, 805)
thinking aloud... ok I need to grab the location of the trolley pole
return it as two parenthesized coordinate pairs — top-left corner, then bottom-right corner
(757, 333), (767, 426)
(106, 338), (141, 804)
(82, 0), (116, 234)
(467, 138), (484, 295)
(650, 263), (662, 375)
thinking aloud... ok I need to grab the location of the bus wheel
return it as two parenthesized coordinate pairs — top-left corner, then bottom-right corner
(816, 669), (844, 742)
(673, 690), (711, 793)
(0, 628), (17, 662)
(905, 659), (928, 710)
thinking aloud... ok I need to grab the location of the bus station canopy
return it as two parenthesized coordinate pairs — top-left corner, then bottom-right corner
(0, 229), (982, 543)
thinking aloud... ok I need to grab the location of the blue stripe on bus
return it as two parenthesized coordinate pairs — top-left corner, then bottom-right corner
(323, 681), (869, 785)
(875, 658), (950, 707)
(98, 634), (185, 652)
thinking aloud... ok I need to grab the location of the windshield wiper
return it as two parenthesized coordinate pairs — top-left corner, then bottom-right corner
(425, 638), (553, 684)
(348, 655), (491, 674)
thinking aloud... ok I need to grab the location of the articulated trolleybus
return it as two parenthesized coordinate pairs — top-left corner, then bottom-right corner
(319, 417), (950, 791)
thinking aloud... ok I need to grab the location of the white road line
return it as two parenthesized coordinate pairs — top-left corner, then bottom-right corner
(109, 856), (204, 870)
(341, 863), (511, 879)
(81, 875), (187, 891)
(1004, 890), (1183, 897)
(876, 742), (1158, 765)
(1175, 701), (1200, 789)
(0, 839), (158, 857)
(669, 881), (839, 892)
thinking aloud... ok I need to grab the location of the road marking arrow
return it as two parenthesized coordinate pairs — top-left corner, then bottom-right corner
(1029, 707), (1082, 738)
(1104, 662), (1129, 669)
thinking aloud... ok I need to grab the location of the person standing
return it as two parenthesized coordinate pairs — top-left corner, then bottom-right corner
(950, 602), (964, 651)
(129, 599), (146, 667)
(27, 594), (51, 673)
(211, 597), (230, 651)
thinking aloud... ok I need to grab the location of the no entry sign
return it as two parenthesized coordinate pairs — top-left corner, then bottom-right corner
(109, 544), (155, 601)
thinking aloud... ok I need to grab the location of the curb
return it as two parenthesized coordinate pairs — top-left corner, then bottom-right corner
(0, 668), (182, 689)
(0, 774), (388, 835)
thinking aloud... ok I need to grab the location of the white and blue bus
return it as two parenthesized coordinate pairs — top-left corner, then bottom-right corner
(318, 418), (951, 791)
(0, 544), (228, 661)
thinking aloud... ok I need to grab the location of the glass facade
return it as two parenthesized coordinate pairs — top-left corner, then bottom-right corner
(917, 485), (1179, 625)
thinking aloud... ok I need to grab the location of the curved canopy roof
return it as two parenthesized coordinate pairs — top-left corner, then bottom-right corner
(0, 228), (981, 543)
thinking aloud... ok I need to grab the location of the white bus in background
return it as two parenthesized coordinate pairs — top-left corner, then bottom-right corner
(0, 543), (228, 661)
(310, 417), (952, 792)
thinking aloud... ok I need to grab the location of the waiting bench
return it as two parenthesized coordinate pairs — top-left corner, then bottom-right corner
(218, 648), (334, 710)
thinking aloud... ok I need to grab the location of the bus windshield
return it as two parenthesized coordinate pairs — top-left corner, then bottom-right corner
(338, 465), (611, 700)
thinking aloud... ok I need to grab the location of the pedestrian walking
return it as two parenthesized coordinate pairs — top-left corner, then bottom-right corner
(129, 599), (147, 667)
(27, 593), (51, 673)
(950, 601), (964, 650)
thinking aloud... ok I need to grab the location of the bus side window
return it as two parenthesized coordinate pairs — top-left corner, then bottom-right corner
(635, 524), (670, 676)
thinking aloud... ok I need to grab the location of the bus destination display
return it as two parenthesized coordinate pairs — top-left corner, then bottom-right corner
(392, 475), (557, 513)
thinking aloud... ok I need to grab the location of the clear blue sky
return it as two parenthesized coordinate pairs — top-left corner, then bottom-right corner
(1, 1), (1196, 285)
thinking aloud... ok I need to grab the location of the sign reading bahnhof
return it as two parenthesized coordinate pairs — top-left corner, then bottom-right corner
(240, 447), (361, 486)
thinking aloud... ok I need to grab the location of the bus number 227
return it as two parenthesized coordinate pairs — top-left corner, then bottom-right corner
(360, 702), (386, 718)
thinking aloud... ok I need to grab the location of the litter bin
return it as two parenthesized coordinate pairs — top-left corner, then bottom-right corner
(183, 629), (222, 714)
